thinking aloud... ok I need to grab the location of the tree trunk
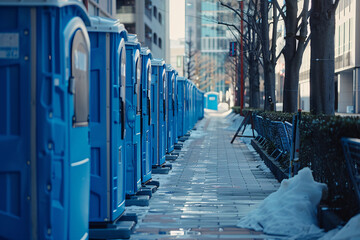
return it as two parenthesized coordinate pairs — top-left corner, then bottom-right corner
(310, 0), (336, 115)
(260, 0), (276, 111)
(283, 60), (300, 112)
(248, 52), (260, 108)
(283, 0), (298, 113)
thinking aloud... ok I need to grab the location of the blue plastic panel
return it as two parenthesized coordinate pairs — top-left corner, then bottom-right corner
(88, 23), (127, 222)
(205, 92), (218, 110)
(140, 48), (152, 183)
(125, 38), (142, 195)
(0, 4), (91, 239)
(166, 65), (175, 153)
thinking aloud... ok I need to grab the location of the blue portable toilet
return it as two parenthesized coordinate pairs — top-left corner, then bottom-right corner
(177, 77), (186, 137)
(165, 65), (176, 154)
(205, 92), (219, 110)
(198, 90), (205, 120)
(140, 47), (152, 183)
(173, 71), (179, 144)
(151, 59), (167, 167)
(0, 1), (91, 239)
(125, 35), (142, 195)
(87, 16), (127, 223)
(184, 79), (191, 133)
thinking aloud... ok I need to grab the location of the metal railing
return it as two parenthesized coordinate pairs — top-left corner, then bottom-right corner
(341, 138), (360, 206)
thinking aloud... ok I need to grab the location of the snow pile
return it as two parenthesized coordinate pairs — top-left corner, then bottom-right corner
(218, 102), (229, 112)
(225, 114), (244, 131)
(319, 214), (360, 240)
(237, 167), (327, 238)
(189, 130), (207, 139)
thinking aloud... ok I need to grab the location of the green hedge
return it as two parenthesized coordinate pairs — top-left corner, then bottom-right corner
(249, 109), (360, 220)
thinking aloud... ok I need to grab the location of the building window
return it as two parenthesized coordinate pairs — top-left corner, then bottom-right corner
(116, 0), (135, 13)
(145, 0), (152, 19)
(177, 56), (182, 67)
(158, 12), (162, 24)
(145, 24), (152, 47)
(159, 38), (162, 48)
(124, 23), (135, 34)
(153, 33), (157, 44)
(153, 6), (157, 18)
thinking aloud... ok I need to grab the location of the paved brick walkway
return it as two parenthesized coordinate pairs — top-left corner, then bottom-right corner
(126, 111), (282, 239)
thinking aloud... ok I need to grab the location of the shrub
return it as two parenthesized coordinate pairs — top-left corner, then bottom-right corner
(248, 108), (360, 221)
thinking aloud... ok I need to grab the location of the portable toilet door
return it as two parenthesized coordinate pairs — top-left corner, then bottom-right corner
(173, 71), (179, 144)
(176, 77), (185, 138)
(0, 2), (91, 239)
(184, 79), (190, 133)
(87, 16), (127, 223)
(165, 65), (175, 154)
(205, 92), (219, 110)
(151, 59), (166, 166)
(125, 35), (142, 195)
(159, 63), (167, 165)
(140, 47), (152, 184)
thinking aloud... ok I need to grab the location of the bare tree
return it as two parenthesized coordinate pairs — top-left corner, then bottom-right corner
(185, 28), (198, 80)
(276, 0), (310, 112)
(219, 0), (281, 110)
(309, 0), (339, 115)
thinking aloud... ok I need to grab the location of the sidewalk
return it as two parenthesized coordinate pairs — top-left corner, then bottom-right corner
(126, 110), (283, 239)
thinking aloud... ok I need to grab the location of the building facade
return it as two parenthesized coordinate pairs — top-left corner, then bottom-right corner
(299, 0), (360, 113)
(116, 0), (170, 62)
(87, 0), (116, 17)
(170, 39), (185, 76)
(185, 0), (234, 98)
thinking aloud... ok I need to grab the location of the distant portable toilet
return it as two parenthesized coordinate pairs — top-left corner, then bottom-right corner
(184, 79), (191, 133)
(87, 16), (127, 223)
(151, 59), (167, 166)
(140, 47), (152, 183)
(0, 1), (91, 239)
(177, 77), (186, 137)
(165, 65), (176, 153)
(125, 35), (142, 195)
(173, 71), (179, 144)
(205, 92), (219, 110)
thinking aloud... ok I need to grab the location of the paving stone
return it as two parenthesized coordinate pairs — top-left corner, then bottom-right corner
(127, 111), (283, 239)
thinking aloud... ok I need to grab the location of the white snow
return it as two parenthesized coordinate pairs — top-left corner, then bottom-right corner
(237, 167), (328, 238)
(218, 102), (229, 112)
(319, 214), (360, 240)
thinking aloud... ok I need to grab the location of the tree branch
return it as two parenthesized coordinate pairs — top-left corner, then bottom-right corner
(272, 0), (286, 20)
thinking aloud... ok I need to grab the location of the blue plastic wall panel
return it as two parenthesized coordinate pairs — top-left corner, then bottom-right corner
(184, 80), (190, 133)
(173, 73), (178, 144)
(150, 65), (159, 166)
(206, 93), (218, 110)
(150, 60), (166, 166)
(125, 42), (142, 195)
(88, 28), (126, 222)
(176, 78), (185, 137)
(158, 65), (166, 165)
(166, 67), (175, 153)
(0, 4), (91, 240)
(140, 49), (152, 183)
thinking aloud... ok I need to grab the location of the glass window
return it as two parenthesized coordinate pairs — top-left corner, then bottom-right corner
(158, 12), (162, 24)
(145, 0), (152, 19)
(71, 29), (89, 127)
(153, 6), (157, 18)
(159, 38), (162, 48)
(153, 33), (157, 44)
